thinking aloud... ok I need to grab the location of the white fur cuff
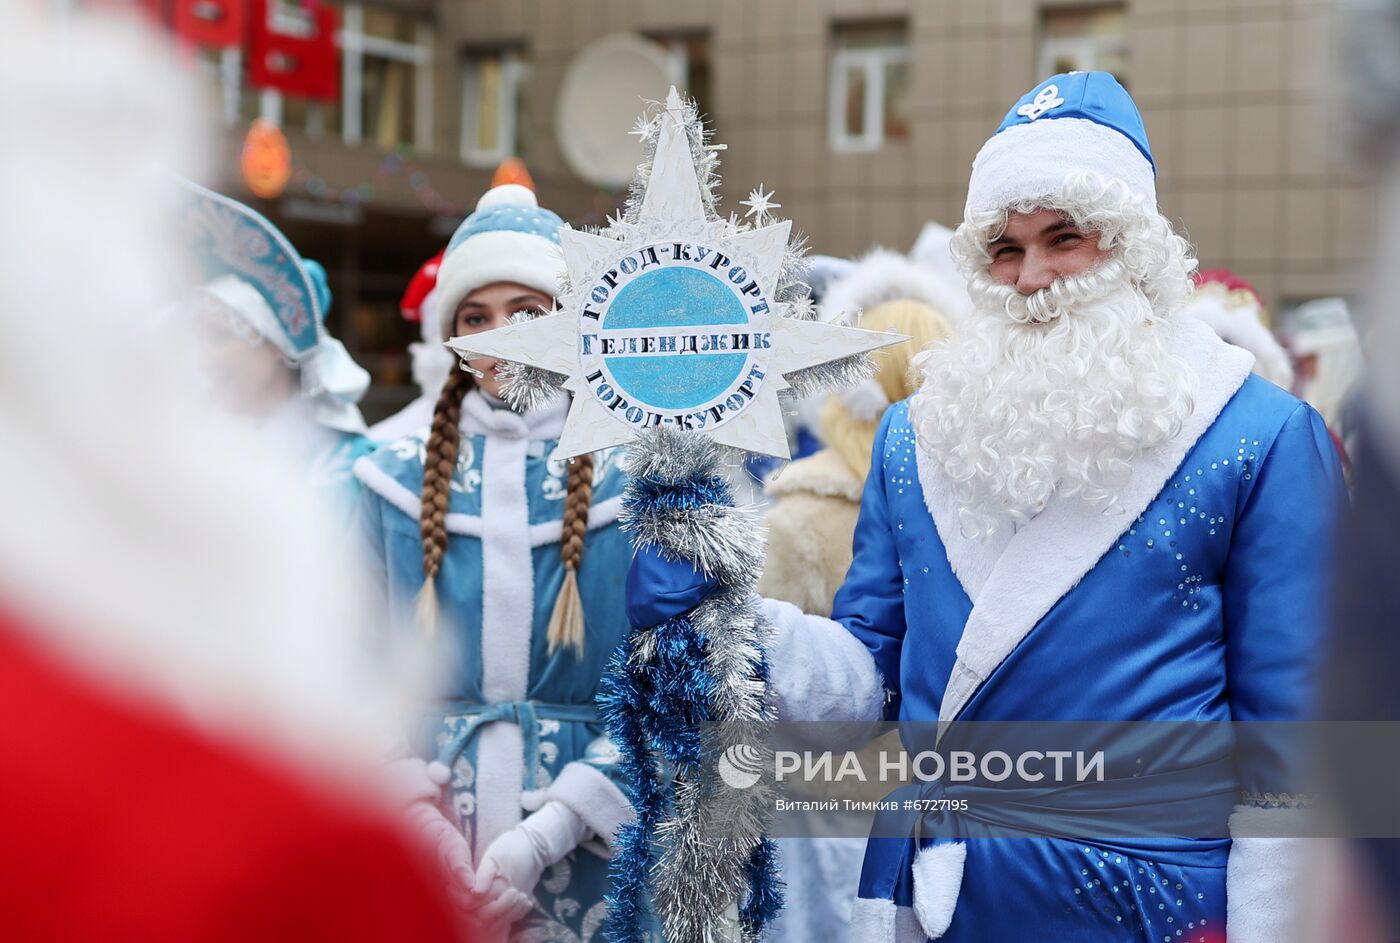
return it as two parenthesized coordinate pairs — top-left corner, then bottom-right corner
(848, 898), (928, 942)
(912, 841), (966, 939)
(521, 760), (633, 854)
(762, 597), (886, 725)
(1227, 805), (1310, 943)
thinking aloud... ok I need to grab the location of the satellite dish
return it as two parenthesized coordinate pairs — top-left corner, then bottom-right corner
(555, 33), (675, 189)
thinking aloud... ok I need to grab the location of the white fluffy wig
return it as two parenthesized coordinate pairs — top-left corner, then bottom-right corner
(911, 172), (1199, 540)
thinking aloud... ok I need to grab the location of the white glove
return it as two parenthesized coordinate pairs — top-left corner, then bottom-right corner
(473, 800), (591, 899)
(380, 757), (487, 922)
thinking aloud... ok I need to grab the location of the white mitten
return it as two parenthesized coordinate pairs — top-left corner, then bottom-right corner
(379, 757), (482, 918)
(473, 800), (591, 898)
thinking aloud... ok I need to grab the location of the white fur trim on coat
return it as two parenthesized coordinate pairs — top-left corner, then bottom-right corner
(848, 898), (929, 942)
(820, 248), (972, 325)
(764, 448), (864, 503)
(352, 457), (623, 543)
(1227, 805), (1310, 943)
(920, 317), (1254, 727)
(367, 394), (434, 443)
(473, 429), (532, 859)
(966, 116), (1157, 215)
(762, 597), (886, 725)
(521, 760), (632, 853)
(912, 842), (966, 939)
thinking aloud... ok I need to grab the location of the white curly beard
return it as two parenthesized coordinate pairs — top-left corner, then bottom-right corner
(910, 263), (1196, 541)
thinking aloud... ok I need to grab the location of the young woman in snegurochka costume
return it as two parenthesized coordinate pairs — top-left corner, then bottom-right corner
(177, 182), (377, 513)
(354, 181), (649, 942)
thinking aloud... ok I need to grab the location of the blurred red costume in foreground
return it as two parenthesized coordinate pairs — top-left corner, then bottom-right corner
(0, 612), (463, 943)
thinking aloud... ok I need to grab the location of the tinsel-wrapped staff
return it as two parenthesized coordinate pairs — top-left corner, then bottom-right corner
(447, 88), (902, 942)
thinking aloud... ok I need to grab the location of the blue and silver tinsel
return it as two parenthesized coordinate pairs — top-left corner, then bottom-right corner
(600, 427), (783, 943)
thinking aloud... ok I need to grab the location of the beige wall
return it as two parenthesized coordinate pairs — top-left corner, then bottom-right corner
(441, 0), (1372, 315)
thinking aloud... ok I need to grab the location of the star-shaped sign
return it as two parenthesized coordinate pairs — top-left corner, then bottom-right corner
(446, 88), (902, 460)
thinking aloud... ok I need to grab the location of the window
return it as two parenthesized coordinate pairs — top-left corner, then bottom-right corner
(340, 4), (434, 151)
(460, 48), (528, 167)
(650, 33), (712, 121)
(212, 2), (433, 151)
(829, 22), (910, 153)
(1038, 5), (1128, 86)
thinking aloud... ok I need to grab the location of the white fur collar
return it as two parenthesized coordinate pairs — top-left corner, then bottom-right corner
(912, 317), (1255, 726)
(764, 449), (864, 503)
(459, 388), (568, 440)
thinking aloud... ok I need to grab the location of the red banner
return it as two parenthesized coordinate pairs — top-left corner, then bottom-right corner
(172, 0), (246, 48)
(82, 0), (169, 26)
(248, 0), (339, 102)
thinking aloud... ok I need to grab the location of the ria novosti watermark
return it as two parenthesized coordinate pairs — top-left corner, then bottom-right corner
(700, 721), (1400, 840)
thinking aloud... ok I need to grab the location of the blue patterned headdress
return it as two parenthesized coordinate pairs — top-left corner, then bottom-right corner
(177, 180), (323, 360)
(175, 180), (370, 434)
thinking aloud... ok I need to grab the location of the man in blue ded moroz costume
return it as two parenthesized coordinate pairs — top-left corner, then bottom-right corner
(629, 73), (1345, 941)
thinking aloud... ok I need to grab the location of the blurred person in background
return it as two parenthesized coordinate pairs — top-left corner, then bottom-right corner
(758, 286), (950, 943)
(1309, 0), (1400, 937)
(0, 2), (470, 939)
(370, 249), (451, 442)
(1287, 296), (1363, 462)
(749, 247), (967, 500)
(171, 184), (378, 512)
(908, 220), (975, 321)
(354, 180), (646, 943)
(759, 256), (958, 617)
(1181, 268), (1295, 391)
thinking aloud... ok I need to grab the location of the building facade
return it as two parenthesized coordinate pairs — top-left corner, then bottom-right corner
(206, 0), (1371, 420)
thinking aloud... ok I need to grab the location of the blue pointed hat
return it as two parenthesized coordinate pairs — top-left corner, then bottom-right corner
(965, 71), (1157, 215)
(175, 180), (371, 434)
(176, 179), (322, 359)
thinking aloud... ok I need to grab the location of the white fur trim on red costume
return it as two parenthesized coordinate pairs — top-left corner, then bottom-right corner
(820, 248), (973, 325)
(912, 842), (966, 938)
(966, 116), (1157, 215)
(408, 285), (454, 398)
(1182, 291), (1295, 390)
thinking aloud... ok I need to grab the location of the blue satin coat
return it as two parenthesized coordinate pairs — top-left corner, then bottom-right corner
(836, 376), (1345, 941)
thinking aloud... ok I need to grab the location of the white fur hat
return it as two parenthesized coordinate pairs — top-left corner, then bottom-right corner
(819, 248), (973, 325)
(435, 184), (566, 336)
(966, 71), (1157, 216)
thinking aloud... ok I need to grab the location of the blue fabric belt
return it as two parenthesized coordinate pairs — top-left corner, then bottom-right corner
(432, 700), (599, 790)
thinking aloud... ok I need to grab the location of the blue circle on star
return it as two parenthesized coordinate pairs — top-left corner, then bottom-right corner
(601, 266), (748, 411)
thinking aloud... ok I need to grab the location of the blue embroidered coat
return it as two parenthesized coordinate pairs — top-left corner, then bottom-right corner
(355, 391), (638, 942)
(809, 321), (1345, 941)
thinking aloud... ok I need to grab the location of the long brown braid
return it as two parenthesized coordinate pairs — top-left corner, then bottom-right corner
(415, 366), (472, 634)
(547, 451), (594, 656)
(561, 454), (594, 572)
